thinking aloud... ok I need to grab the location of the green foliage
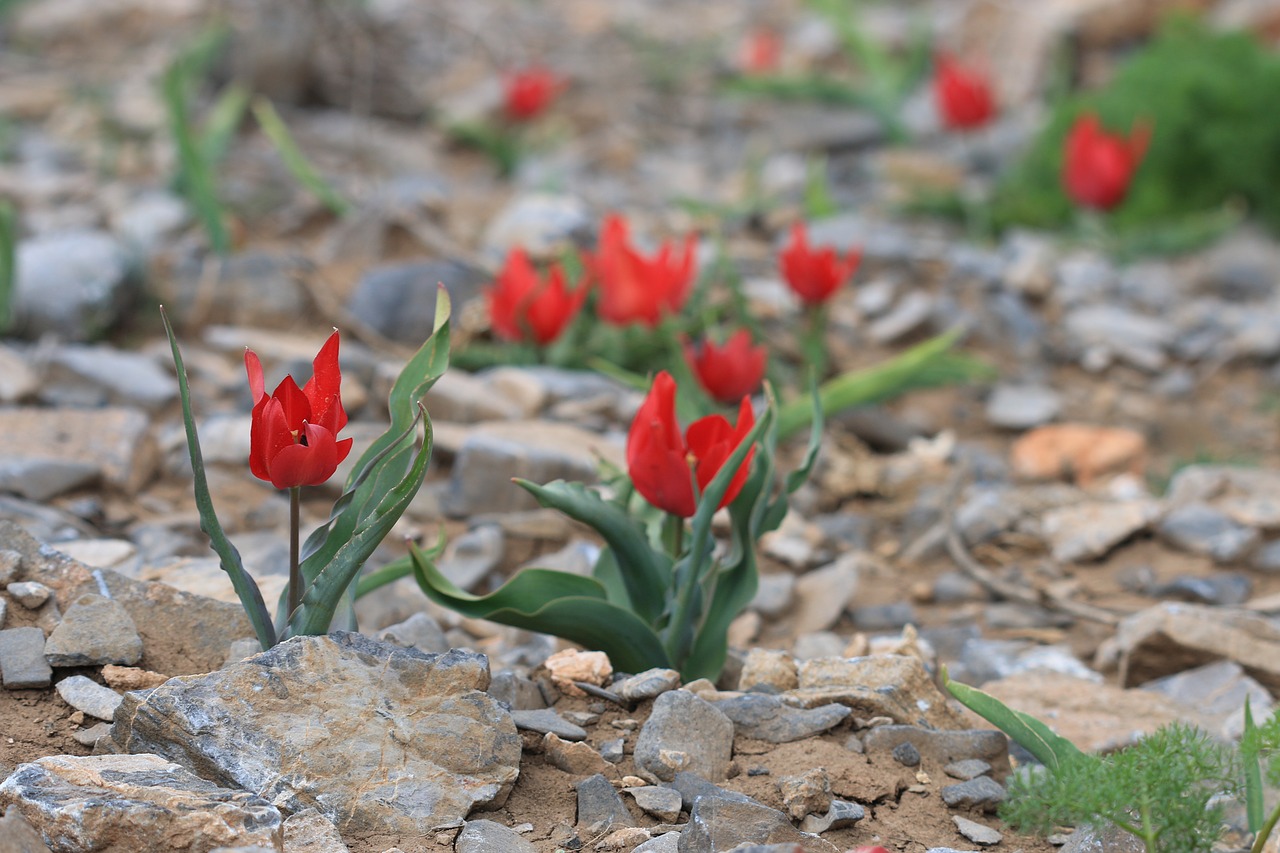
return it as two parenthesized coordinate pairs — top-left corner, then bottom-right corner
(251, 97), (351, 216)
(947, 670), (1242, 853)
(992, 18), (1280, 237)
(722, 0), (929, 142)
(413, 386), (822, 682)
(1002, 724), (1234, 853)
(165, 290), (451, 647)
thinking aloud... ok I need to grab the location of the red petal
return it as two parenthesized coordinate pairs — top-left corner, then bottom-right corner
(627, 371), (696, 516)
(244, 349), (266, 403)
(273, 374), (312, 434)
(267, 423), (340, 489)
(302, 330), (346, 433)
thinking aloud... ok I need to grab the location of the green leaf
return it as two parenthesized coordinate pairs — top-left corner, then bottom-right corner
(251, 97), (350, 216)
(943, 667), (1088, 772)
(162, 307), (275, 649)
(163, 59), (230, 254)
(200, 82), (251, 169)
(353, 529), (446, 599)
(664, 407), (772, 673)
(515, 479), (672, 624)
(297, 289), (450, 586)
(1244, 696), (1265, 834)
(293, 413), (433, 635)
(776, 330), (993, 440)
(410, 543), (670, 674)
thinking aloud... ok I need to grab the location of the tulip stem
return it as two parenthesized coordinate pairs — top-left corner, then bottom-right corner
(802, 303), (828, 381)
(663, 513), (685, 557)
(288, 486), (301, 624)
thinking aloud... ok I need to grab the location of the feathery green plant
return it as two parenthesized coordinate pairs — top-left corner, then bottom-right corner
(946, 670), (1245, 853)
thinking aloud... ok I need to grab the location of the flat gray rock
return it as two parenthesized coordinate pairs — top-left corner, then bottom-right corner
(0, 754), (281, 853)
(940, 776), (1006, 813)
(953, 815), (1002, 845)
(711, 694), (850, 743)
(625, 786), (683, 822)
(676, 794), (836, 853)
(457, 818), (537, 853)
(615, 668), (681, 703)
(44, 593), (143, 667)
(43, 345), (176, 411)
(510, 708), (587, 741)
(1158, 502), (1260, 563)
(0, 627), (52, 689)
(111, 634), (521, 836)
(985, 384), (1061, 430)
(53, 676), (122, 721)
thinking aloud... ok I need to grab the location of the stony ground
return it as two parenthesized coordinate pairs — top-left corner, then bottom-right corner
(3, 1), (1280, 852)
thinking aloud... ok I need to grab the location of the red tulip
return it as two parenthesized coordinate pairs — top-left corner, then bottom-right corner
(627, 371), (755, 518)
(739, 28), (782, 75)
(489, 248), (587, 345)
(779, 222), (861, 306)
(589, 214), (697, 327)
(684, 329), (767, 405)
(502, 66), (564, 122)
(1062, 113), (1151, 211)
(245, 330), (353, 490)
(933, 53), (996, 131)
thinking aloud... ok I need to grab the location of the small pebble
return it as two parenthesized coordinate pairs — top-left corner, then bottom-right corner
(892, 741), (922, 767)
(7, 581), (52, 609)
(54, 675), (123, 721)
(953, 815), (1003, 846)
(944, 759), (992, 780)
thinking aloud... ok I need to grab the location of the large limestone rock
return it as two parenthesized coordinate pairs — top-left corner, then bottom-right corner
(111, 633), (521, 836)
(792, 655), (966, 729)
(1096, 602), (1280, 689)
(0, 753), (282, 853)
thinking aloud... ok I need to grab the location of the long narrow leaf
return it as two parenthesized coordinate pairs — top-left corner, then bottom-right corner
(251, 97), (350, 216)
(352, 528), (447, 599)
(943, 668), (1088, 772)
(1244, 696), (1265, 833)
(515, 479), (672, 624)
(293, 415), (433, 635)
(200, 82), (251, 168)
(776, 330), (991, 440)
(410, 544), (670, 673)
(664, 409), (772, 670)
(297, 289), (450, 584)
(162, 308), (275, 648)
(162, 61), (229, 255)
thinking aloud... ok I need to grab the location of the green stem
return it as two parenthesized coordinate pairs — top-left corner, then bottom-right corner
(801, 303), (828, 382)
(288, 486), (301, 624)
(1251, 802), (1280, 853)
(662, 513), (685, 557)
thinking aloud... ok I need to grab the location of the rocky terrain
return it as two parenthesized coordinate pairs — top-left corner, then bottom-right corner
(3, 1), (1280, 852)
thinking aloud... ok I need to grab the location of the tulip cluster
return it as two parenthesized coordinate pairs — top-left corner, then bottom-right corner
(486, 213), (862, 404)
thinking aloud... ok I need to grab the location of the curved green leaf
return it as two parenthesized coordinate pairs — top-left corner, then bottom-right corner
(514, 479), (672, 624)
(410, 543), (670, 673)
(942, 667), (1088, 772)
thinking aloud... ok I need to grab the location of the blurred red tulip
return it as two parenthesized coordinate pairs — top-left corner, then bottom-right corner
(627, 371), (755, 518)
(245, 330), (353, 490)
(502, 66), (564, 122)
(933, 53), (996, 131)
(780, 222), (861, 306)
(488, 248), (587, 345)
(589, 214), (697, 327)
(685, 329), (767, 405)
(1062, 113), (1151, 211)
(739, 28), (782, 75)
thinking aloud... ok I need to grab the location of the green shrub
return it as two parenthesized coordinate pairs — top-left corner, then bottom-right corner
(992, 17), (1280, 236)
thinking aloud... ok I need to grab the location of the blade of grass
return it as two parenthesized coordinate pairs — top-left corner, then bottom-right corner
(163, 59), (230, 254)
(251, 97), (350, 216)
(200, 82), (251, 168)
